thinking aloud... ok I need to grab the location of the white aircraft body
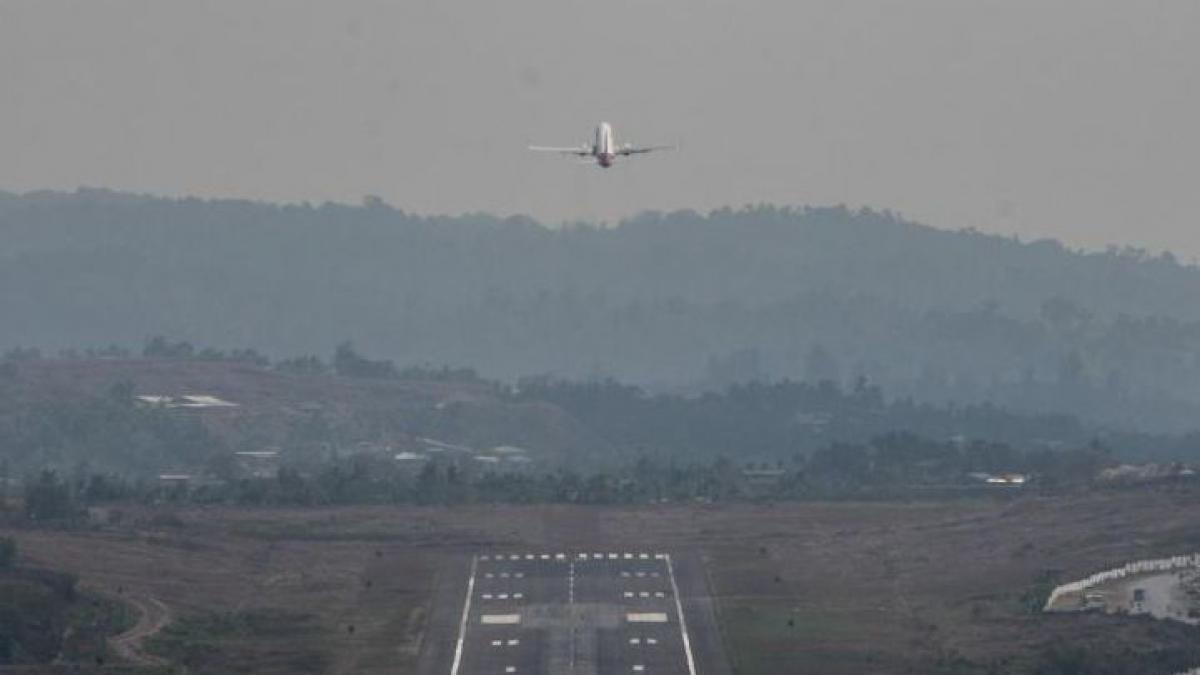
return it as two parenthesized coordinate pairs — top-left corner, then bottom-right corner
(529, 122), (673, 168)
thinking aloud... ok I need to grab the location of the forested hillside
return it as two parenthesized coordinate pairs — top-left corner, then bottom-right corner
(7, 355), (1193, 496)
(3, 189), (1200, 431)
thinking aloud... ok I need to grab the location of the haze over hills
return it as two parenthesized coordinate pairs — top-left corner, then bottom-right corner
(3, 188), (1200, 432)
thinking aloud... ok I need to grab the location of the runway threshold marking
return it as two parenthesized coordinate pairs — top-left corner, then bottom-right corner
(448, 555), (478, 675)
(452, 552), (692, 674)
(665, 553), (698, 675)
(627, 612), (668, 623)
(481, 614), (521, 625)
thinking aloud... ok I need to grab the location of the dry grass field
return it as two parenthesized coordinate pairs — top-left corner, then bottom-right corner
(6, 487), (1200, 673)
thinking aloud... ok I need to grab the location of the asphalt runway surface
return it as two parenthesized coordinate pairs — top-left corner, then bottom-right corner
(417, 550), (731, 675)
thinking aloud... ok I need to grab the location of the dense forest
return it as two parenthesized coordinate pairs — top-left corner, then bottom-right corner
(4, 189), (1200, 432)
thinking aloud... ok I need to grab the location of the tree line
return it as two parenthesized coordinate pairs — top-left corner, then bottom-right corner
(9, 431), (1130, 518)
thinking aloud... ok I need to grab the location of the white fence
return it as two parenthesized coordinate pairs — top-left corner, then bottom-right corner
(1045, 553), (1200, 675)
(1044, 553), (1200, 610)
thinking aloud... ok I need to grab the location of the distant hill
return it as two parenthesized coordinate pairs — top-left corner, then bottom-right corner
(3, 188), (1200, 431)
(0, 357), (601, 476)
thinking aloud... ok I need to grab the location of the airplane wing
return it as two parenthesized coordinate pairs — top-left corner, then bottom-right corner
(617, 144), (676, 156)
(529, 145), (592, 157)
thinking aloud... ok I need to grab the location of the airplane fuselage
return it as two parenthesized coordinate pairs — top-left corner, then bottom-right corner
(594, 122), (616, 168)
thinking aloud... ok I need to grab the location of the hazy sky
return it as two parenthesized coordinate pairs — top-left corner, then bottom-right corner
(3, 1), (1199, 256)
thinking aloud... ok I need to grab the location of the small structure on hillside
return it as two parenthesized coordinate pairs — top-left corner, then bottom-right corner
(1097, 463), (1196, 485)
(137, 394), (238, 409)
(418, 437), (476, 455)
(793, 412), (832, 430)
(741, 467), (787, 482)
(492, 446), (535, 465)
(393, 451), (430, 474)
(967, 472), (1027, 486)
(235, 449), (280, 478)
(354, 440), (396, 455)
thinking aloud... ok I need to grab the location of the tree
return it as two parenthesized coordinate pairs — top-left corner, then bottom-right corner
(142, 336), (194, 359)
(804, 344), (840, 385)
(275, 355), (328, 375)
(107, 380), (135, 406)
(1040, 297), (1092, 336)
(0, 538), (15, 569)
(333, 342), (396, 379)
(23, 471), (77, 523)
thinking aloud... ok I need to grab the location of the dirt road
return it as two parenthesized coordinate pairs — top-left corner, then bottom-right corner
(108, 593), (172, 667)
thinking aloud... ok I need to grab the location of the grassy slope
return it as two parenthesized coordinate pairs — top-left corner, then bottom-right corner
(4, 489), (1200, 673)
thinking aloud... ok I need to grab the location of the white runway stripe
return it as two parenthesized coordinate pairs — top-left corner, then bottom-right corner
(665, 553), (698, 675)
(448, 555), (477, 675)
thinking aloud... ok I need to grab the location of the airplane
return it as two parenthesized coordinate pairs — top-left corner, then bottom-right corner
(529, 122), (674, 168)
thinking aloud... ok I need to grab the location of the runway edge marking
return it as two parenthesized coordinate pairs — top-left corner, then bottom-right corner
(449, 554), (478, 675)
(666, 553), (699, 675)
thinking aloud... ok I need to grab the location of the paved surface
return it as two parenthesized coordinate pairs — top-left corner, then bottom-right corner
(419, 551), (731, 675)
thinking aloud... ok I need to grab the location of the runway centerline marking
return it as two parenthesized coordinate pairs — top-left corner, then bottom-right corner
(569, 559), (577, 671)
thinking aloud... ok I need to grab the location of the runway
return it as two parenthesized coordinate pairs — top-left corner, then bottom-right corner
(419, 551), (730, 675)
